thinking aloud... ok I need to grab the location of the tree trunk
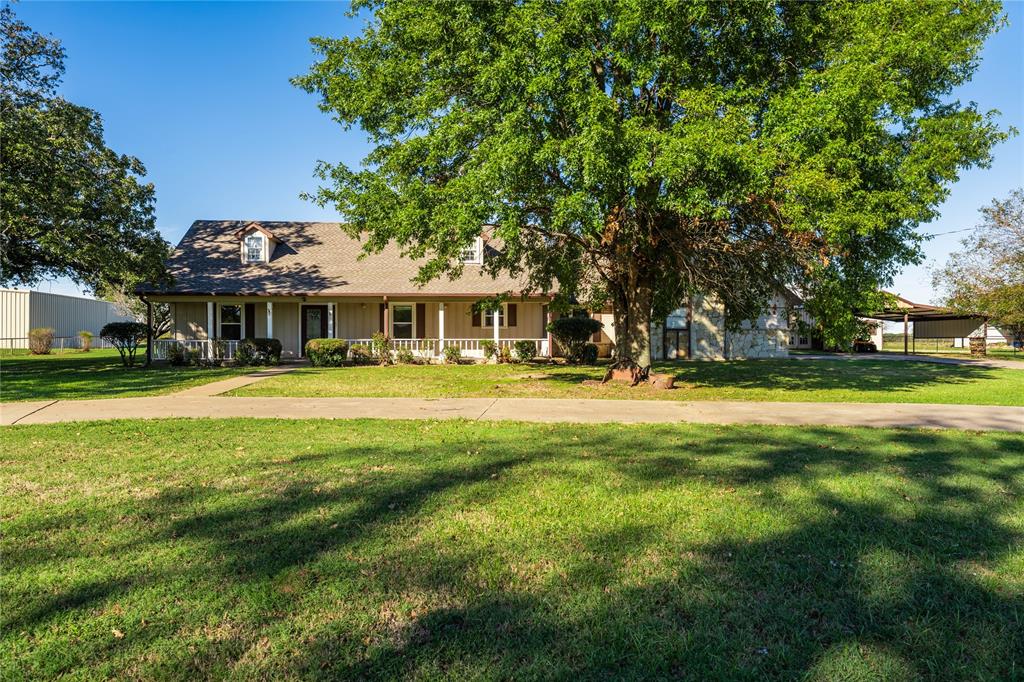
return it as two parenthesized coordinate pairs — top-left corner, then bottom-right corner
(607, 278), (653, 383)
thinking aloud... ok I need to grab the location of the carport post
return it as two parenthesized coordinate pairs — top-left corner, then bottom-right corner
(903, 313), (909, 355)
(145, 298), (153, 366)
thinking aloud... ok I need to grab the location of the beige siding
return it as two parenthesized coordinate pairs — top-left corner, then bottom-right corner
(335, 301), (381, 339)
(1, 289), (132, 347)
(253, 302), (268, 338)
(172, 302), (209, 340)
(442, 301), (546, 338)
(0, 290), (30, 346)
(275, 302), (301, 356)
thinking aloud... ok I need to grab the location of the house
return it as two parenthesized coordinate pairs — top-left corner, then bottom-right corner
(0, 289), (134, 350)
(140, 220), (791, 361)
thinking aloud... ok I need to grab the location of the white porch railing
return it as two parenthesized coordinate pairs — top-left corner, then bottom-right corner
(152, 339), (240, 361)
(343, 338), (549, 359)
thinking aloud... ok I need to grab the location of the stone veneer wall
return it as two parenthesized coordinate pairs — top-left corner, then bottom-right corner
(649, 293), (790, 361)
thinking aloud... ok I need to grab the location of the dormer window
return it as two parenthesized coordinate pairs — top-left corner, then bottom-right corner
(461, 237), (483, 264)
(244, 233), (265, 263)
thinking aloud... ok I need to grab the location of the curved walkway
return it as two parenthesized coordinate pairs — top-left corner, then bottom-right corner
(3, 395), (1021, 431)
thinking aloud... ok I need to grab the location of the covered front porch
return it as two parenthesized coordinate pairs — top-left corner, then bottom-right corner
(150, 295), (552, 361)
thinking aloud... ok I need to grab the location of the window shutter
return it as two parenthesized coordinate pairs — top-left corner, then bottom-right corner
(507, 304), (517, 327)
(379, 303), (386, 333)
(244, 303), (255, 339)
(416, 303), (426, 338)
(471, 309), (481, 327)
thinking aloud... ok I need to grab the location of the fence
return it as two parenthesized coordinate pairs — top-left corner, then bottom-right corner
(0, 336), (119, 354)
(345, 337), (549, 359)
(151, 339), (240, 361)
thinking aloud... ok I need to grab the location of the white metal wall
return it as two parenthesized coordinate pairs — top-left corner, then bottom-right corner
(0, 289), (134, 348)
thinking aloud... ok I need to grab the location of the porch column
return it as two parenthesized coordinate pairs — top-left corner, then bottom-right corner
(328, 303), (334, 338)
(266, 301), (273, 338)
(383, 296), (389, 336)
(903, 313), (909, 355)
(438, 303), (445, 353)
(493, 305), (500, 345)
(546, 307), (554, 358)
(145, 298), (153, 366)
(207, 301), (215, 340)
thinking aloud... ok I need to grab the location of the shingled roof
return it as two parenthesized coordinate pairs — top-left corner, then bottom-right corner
(141, 220), (547, 298)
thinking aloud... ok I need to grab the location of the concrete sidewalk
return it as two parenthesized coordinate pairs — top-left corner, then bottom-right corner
(3, 395), (1022, 431)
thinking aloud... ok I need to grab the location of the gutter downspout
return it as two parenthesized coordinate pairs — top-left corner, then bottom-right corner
(143, 295), (153, 366)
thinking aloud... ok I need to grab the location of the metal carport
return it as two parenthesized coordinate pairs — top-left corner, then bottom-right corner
(857, 294), (987, 355)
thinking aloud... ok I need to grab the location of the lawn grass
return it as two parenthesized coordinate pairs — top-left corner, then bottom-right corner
(230, 359), (1024, 406)
(3, 419), (1022, 680)
(1, 349), (250, 402)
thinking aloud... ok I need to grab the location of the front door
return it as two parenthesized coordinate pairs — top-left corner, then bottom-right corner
(663, 306), (689, 360)
(301, 305), (329, 355)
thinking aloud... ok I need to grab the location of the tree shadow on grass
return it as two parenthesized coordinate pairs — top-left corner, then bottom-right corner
(5, 424), (1023, 679)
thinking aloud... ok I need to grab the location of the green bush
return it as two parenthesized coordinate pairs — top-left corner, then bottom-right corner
(443, 345), (461, 364)
(28, 327), (54, 355)
(305, 338), (349, 367)
(349, 344), (371, 364)
(513, 340), (537, 362)
(371, 332), (392, 365)
(581, 342), (599, 365)
(78, 330), (93, 352)
(481, 339), (497, 360)
(395, 348), (416, 364)
(100, 322), (149, 367)
(498, 345), (512, 363)
(167, 343), (189, 366)
(236, 338), (283, 366)
(546, 316), (602, 364)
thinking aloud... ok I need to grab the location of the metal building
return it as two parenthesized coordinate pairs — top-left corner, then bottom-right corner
(0, 289), (135, 349)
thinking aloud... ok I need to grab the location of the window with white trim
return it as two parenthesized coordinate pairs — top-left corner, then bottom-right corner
(220, 304), (242, 340)
(244, 233), (265, 263)
(460, 238), (483, 264)
(391, 304), (414, 339)
(483, 304), (506, 328)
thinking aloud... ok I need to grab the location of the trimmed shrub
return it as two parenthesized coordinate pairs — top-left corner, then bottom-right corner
(167, 342), (189, 366)
(349, 344), (371, 364)
(513, 340), (537, 363)
(371, 332), (392, 365)
(100, 322), (149, 367)
(78, 330), (93, 352)
(443, 345), (461, 364)
(481, 339), (498, 360)
(395, 348), (415, 364)
(546, 316), (602, 364)
(237, 338), (283, 366)
(498, 345), (512, 363)
(581, 342), (599, 365)
(305, 338), (349, 367)
(28, 327), (54, 355)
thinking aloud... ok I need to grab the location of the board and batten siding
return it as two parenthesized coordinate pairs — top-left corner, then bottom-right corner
(1, 289), (133, 348)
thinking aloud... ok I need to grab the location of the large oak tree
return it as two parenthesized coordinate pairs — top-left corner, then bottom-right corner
(296, 0), (1008, 369)
(1, 6), (168, 294)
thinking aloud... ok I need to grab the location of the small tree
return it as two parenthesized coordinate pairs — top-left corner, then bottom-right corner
(28, 327), (54, 354)
(100, 321), (148, 367)
(77, 330), (92, 351)
(547, 317), (602, 364)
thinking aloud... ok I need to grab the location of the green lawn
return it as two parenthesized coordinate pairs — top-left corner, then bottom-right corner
(230, 359), (1024, 406)
(1, 349), (250, 402)
(3, 419), (1022, 680)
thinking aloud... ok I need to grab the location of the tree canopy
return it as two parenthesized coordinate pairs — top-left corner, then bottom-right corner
(0, 6), (169, 293)
(295, 0), (1009, 368)
(933, 188), (1024, 343)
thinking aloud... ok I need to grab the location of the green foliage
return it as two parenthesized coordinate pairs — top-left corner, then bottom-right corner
(295, 0), (1008, 368)
(27, 327), (53, 355)
(547, 317), (602, 364)
(498, 345), (512, 364)
(237, 338), (283, 367)
(77, 330), (93, 352)
(0, 7), (170, 293)
(480, 339), (497, 360)
(166, 343), (189, 367)
(513, 340), (537, 363)
(370, 332), (392, 365)
(933, 189), (1024, 344)
(442, 345), (462, 364)
(305, 338), (349, 367)
(349, 343), (371, 364)
(99, 321), (148, 367)
(395, 348), (416, 364)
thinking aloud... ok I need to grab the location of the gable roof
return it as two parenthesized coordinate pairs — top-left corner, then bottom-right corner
(140, 220), (546, 298)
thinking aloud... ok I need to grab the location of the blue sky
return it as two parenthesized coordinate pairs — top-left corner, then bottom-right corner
(15, 1), (1024, 305)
